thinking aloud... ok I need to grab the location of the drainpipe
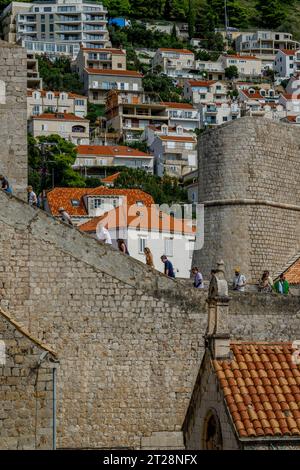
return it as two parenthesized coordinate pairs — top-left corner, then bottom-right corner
(52, 366), (57, 450)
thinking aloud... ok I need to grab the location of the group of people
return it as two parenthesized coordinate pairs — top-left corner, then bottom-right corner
(233, 267), (289, 295)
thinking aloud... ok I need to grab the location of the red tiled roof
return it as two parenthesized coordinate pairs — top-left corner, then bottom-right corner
(84, 68), (143, 77)
(47, 187), (154, 217)
(214, 342), (300, 438)
(286, 115), (298, 123)
(158, 48), (194, 54)
(225, 54), (260, 61)
(188, 80), (216, 87)
(160, 102), (194, 109)
(81, 47), (125, 55)
(282, 94), (300, 100)
(280, 49), (296, 56)
(101, 172), (121, 183)
(159, 135), (196, 142)
(27, 89), (87, 99)
(281, 256), (300, 283)
(32, 113), (88, 122)
(77, 145), (153, 158)
(79, 204), (196, 234)
(241, 90), (265, 100)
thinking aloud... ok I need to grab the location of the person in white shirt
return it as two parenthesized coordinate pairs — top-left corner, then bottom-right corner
(96, 223), (112, 245)
(27, 186), (37, 206)
(232, 267), (246, 292)
(58, 207), (73, 226)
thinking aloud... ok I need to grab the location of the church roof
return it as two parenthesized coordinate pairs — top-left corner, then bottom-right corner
(214, 342), (300, 439)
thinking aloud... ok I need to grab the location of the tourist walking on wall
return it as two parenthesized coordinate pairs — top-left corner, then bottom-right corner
(274, 274), (289, 295)
(58, 207), (73, 226)
(96, 223), (112, 245)
(232, 267), (246, 292)
(161, 255), (175, 278)
(0, 174), (12, 194)
(258, 270), (274, 293)
(144, 247), (154, 268)
(192, 267), (204, 288)
(27, 185), (37, 207)
(117, 238), (129, 255)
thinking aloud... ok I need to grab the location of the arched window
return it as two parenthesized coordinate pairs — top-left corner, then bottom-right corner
(72, 125), (85, 133)
(0, 80), (6, 105)
(203, 409), (223, 450)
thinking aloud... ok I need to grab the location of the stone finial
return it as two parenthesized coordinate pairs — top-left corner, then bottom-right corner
(206, 261), (230, 359)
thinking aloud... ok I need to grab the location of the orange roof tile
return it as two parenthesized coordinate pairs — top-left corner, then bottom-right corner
(160, 102), (195, 109)
(241, 90), (265, 100)
(77, 145), (153, 158)
(79, 204), (196, 235)
(214, 342), (300, 439)
(281, 256), (300, 284)
(27, 89), (87, 99)
(159, 135), (196, 142)
(47, 187), (154, 217)
(158, 48), (194, 54)
(84, 68), (143, 77)
(280, 49), (296, 56)
(32, 113), (88, 122)
(101, 172), (121, 183)
(81, 47), (125, 55)
(188, 80), (216, 87)
(225, 54), (260, 61)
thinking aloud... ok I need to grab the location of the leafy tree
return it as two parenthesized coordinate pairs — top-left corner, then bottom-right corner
(28, 134), (86, 192)
(225, 65), (239, 80)
(256, 0), (287, 29)
(123, 140), (149, 152)
(142, 73), (182, 101)
(113, 168), (188, 205)
(188, 0), (196, 39)
(102, 0), (131, 18)
(37, 55), (83, 94)
(86, 102), (105, 125)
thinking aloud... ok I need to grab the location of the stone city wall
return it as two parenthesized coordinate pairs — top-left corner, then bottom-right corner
(0, 41), (27, 199)
(1, 191), (300, 448)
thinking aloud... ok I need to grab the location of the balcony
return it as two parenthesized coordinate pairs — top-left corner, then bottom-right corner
(205, 106), (217, 114)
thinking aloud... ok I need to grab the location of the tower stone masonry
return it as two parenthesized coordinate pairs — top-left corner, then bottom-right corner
(0, 41), (27, 199)
(194, 117), (300, 282)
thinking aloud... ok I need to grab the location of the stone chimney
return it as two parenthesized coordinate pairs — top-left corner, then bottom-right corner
(205, 260), (231, 359)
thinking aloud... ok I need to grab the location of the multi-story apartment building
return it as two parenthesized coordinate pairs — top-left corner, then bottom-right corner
(27, 89), (88, 118)
(183, 79), (240, 127)
(73, 145), (154, 176)
(274, 49), (300, 78)
(0, 0), (110, 58)
(221, 54), (262, 77)
(141, 123), (194, 147)
(75, 47), (126, 79)
(152, 48), (195, 77)
(235, 31), (300, 58)
(150, 132), (197, 178)
(28, 112), (90, 144)
(27, 52), (42, 89)
(239, 87), (286, 120)
(161, 102), (200, 132)
(183, 79), (228, 105)
(106, 90), (169, 142)
(195, 59), (225, 81)
(84, 68), (143, 105)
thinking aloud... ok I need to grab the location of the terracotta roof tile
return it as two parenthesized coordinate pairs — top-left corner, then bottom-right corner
(85, 68), (143, 77)
(47, 187), (154, 217)
(33, 112), (88, 122)
(213, 342), (300, 439)
(77, 145), (153, 158)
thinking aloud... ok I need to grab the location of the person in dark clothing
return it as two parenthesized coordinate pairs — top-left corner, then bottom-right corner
(117, 239), (129, 255)
(161, 255), (175, 278)
(0, 174), (12, 194)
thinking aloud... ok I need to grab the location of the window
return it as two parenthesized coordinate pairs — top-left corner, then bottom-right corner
(167, 141), (175, 149)
(50, 24), (54, 32)
(71, 199), (80, 207)
(223, 117), (228, 122)
(41, 124), (47, 131)
(138, 237), (146, 254)
(164, 238), (173, 257)
(32, 105), (40, 115)
(75, 99), (85, 106)
(200, 94), (206, 99)
(44, 7), (52, 12)
(41, 14), (45, 21)
(41, 24), (45, 33)
(93, 198), (102, 208)
(117, 63), (123, 68)
(185, 142), (193, 149)
(47, 93), (53, 100)
(203, 411), (223, 450)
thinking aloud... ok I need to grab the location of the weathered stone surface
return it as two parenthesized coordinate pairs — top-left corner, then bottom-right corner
(0, 41), (27, 199)
(194, 117), (300, 282)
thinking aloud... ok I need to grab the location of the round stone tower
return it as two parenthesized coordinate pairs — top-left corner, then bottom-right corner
(193, 116), (300, 283)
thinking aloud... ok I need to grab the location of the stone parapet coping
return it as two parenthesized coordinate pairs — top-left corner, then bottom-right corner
(201, 198), (300, 212)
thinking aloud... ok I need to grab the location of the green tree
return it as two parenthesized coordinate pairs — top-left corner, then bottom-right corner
(188, 0), (196, 39)
(37, 55), (83, 94)
(28, 134), (86, 192)
(225, 65), (239, 80)
(102, 0), (131, 18)
(123, 140), (149, 152)
(142, 73), (182, 101)
(113, 168), (188, 205)
(256, 0), (287, 28)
